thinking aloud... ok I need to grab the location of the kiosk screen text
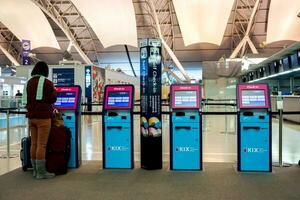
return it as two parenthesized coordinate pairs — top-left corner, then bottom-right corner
(242, 90), (266, 107)
(107, 91), (130, 107)
(54, 92), (76, 108)
(174, 91), (197, 107)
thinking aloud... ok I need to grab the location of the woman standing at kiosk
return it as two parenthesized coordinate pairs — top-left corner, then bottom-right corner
(22, 61), (57, 179)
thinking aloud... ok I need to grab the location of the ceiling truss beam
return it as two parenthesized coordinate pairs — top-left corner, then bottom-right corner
(142, 0), (189, 83)
(31, 0), (98, 64)
(230, 0), (260, 58)
(0, 22), (21, 66)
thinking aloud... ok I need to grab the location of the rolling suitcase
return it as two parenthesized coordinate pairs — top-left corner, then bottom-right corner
(46, 126), (71, 175)
(20, 137), (32, 171)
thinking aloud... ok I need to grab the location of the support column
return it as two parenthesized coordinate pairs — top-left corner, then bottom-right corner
(290, 77), (294, 94)
(140, 38), (162, 169)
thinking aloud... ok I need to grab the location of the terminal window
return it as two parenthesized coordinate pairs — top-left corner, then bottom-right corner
(242, 90), (266, 107)
(174, 90), (197, 107)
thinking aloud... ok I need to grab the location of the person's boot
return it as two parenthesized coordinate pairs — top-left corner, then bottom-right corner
(36, 160), (55, 179)
(31, 160), (37, 177)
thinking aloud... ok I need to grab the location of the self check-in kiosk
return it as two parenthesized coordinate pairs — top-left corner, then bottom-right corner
(54, 86), (82, 168)
(237, 83), (272, 172)
(102, 85), (134, 169)
(170, 84), (202, 170)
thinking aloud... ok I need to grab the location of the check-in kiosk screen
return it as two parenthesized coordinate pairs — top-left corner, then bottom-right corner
(174, 91), (197, 107)
(241, 90), (266, 107)
(107, 91), (130, 107)
(54, 92), (77, 108)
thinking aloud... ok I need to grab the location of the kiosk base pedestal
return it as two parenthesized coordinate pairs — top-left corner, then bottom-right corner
(141, 137), (162, 170)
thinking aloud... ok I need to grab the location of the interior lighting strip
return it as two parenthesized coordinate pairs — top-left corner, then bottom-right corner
(248, 67), (300, 83)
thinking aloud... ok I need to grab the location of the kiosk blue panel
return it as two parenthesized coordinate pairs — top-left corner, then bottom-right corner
(54, 86), (82, 168)
(62, 111), (77, 168)
(240, 110), (269, 123)
(170, 84), (202, 171)
(102, 85), (134, 169)
(237, 83), (271, 172)
(104, 112), (131, 123)
(240, 122), (270, 171)
(104, 122), (131, 168)
(172, 117), (200, 170)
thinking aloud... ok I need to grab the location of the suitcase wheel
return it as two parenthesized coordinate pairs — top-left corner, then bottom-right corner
(22, 166), (27, 171)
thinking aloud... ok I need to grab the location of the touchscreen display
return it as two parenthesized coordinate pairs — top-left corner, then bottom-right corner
(242, 90), (266, 107)
(174, 90), (197, 107)
(54, 92), (76, 108)
(107, 91), (130, 107)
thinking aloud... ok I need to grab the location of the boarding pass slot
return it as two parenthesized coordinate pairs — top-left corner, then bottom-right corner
(107, 126), (122, 129)
(175, 126), (191, 130)
(243, 126), (260, 130)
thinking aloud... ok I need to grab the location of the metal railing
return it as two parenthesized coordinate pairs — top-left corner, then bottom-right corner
(1, 100), (299, 167)
(0, 96), (22, 109)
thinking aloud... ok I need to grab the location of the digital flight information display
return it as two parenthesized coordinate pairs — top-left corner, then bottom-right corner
(54, 92), (76, 108)
(174, 90), (197, 107)
(107, 91), (130, 107)
(242, 90), (266, 107)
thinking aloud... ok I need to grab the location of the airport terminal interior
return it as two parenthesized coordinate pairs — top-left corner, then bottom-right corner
(1, 0), (300, 199)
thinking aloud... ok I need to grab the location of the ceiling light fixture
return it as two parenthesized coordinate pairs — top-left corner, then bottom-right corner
(249, 67), (300, 83)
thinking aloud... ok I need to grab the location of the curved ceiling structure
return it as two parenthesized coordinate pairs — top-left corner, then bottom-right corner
(71, 0), (138, 48)
(0, 0), (298, 79)
(0, 0), (60, 50)
(266, 0), (300, 44)
(173, 0), (235, 46)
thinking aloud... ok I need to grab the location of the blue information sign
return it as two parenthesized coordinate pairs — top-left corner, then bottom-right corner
(22, 40), (31, 65)
(84, 66), (92, 98)
(52, 68), (75, 86)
